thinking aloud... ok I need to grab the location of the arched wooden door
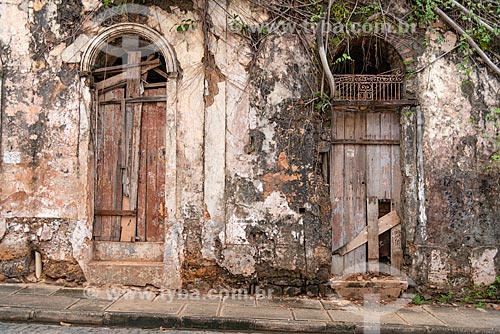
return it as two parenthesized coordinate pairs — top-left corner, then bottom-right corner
(92, 50), (168, 242)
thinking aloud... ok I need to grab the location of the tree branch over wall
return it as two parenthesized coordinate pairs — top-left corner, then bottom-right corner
(436, 6), (500, 77)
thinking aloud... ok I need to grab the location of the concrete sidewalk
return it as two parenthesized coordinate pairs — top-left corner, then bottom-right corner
(0, 283), (499, 333)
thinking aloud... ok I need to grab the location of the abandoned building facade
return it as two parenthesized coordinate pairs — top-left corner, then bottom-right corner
(0, 0), (499, 295)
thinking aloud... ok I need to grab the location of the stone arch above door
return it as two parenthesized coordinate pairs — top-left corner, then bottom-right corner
(80, 23), (178, 75)
(328, 34), (423, 99)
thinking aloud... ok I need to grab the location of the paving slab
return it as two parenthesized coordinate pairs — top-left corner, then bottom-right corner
(15, 285), (60, 296)
(321, 299), (353, 310)
(180, 303), (219, 317)
(80, 287), (124, 301)
(69, 299), (113, 312)
(0, 294), (78, 310)
(1, 282), (500, 334)
(423, 305), (492, 328)
(292, 307), (331, 321)
(108, 299), (184, 314)
(0, 285), (25, 294)
(155, 293), (221, 304)
(257, 298), (323, 309)
(220, 305), (292, 320)
(461, 307), (500, 327)
(222, 295), (256, 307)
(396, 307), (445, 326)
(328, 309), (406, 324)
(120, 290), (156, 301)
(53, 288), (89, 299)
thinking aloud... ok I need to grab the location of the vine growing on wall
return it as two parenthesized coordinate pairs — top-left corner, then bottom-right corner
(93, 0), (500, 163)
(413, 0), (500, 164)
(413, 0), (500, 76)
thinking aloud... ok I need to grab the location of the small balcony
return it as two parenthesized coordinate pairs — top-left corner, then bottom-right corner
(332, 70), (413, 106)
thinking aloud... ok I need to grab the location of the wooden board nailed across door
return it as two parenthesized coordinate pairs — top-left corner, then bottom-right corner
(330, 109), (402, 275)
(93, 51), (167, 242)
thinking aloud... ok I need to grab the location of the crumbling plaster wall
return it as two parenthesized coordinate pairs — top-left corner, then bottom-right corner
(186, 0), (331, 295)
(409, 29), (500, 291)
(0, 0), (87, 281)
(0, 0), (498, 294)
(0, 0), (206, 285)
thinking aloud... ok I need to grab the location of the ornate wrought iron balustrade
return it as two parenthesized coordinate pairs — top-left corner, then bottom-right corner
(333, 70), (405, 102)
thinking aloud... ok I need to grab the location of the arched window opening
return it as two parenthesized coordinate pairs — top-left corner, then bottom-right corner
(91, 35), (170, 88)
(331, 37), (405, 104)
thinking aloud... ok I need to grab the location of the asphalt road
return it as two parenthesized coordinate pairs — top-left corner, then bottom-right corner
(0, 322), (267, 334)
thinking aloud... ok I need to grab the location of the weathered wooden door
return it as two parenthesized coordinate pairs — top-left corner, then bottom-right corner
(330, 108), (402, 274)
(93, 51), (167, 242)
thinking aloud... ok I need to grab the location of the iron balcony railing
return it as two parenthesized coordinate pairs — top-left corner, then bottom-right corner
(333, 70), (405, 102)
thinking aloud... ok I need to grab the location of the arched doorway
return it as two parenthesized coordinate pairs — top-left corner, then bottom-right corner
(81, 23), (179, 286)
(329, 37), (405, 276)
(82, 24), (178, 243)
(80, 23), (180, 287)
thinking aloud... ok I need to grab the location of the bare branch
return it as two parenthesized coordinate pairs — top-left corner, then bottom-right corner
(317, 0), (336, 98)
(450, 0), (498, 38)
(437, 7), (500, 77)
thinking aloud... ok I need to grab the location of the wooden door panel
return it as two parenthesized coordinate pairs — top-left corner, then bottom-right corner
(391, 112), (402, 211)
(95, 88), (125, 241)
(343, 112), (366, 273)
(352, 112), (367, 272)
(331, 111), (345, 251)
(94, 88), (167, 242)
(93, 52), (168, 243)
(331, 108), (401, 275)
(136, 87), (166, 242)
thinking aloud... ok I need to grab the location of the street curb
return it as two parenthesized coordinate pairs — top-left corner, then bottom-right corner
(33, 309), (105, 325)
(1, 307), (500, 334)
(0, 307), (32, 322)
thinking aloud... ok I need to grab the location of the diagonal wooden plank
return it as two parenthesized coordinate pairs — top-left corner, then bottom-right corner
(92, 58), (160, 74)
(333, 211), (400, 256)
(96, 63), (160, 90)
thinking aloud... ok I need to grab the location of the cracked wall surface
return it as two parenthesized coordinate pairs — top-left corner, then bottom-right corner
(0, 0), (498, 294)
(409, 28), (500, 291)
